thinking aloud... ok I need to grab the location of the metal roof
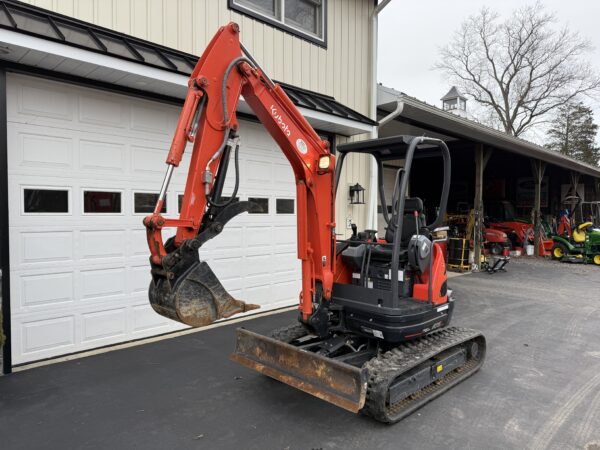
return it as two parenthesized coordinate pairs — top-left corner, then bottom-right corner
(337, 135), (445, 161)
(378, 86), (600, 179)
(440, 86), (466, 101)
(0, 0), (376, 127)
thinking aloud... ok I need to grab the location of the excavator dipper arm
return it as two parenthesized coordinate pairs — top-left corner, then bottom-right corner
(144, 23), (336, 327)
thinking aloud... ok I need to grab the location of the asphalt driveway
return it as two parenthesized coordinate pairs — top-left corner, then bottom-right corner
(1, 258), (599, 450)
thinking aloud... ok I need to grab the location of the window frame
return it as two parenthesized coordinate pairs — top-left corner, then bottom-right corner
(81, 188), (124, 215)
(228, 0), (327, 48)
(21, 185), (71, 216)
(247, 196), (270, 214)
(132, 191), (166, 215)
(275, 197), (295, 215)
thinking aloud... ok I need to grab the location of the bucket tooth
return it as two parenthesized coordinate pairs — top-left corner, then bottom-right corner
(149, 261), (259, 327)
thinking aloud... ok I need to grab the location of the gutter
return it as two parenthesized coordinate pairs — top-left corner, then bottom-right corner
(368, 0), (394, 229)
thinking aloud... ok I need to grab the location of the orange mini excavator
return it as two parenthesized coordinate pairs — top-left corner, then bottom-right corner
(144, 23), (486, 423)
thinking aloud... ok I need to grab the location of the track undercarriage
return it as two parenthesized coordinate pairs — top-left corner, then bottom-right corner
(231, 322), (486, 424)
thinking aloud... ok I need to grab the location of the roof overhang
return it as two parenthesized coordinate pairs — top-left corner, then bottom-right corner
(378, 91), (600, 178)
(0, 2), (375, 137)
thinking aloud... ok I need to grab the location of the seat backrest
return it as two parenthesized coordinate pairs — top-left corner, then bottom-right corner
(573, 222), (592, 243)
(385, 197), (424, 246)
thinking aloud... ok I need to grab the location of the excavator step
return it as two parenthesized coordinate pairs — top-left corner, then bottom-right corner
(231, 326), (485, 423)
(230, 328), (368, 413)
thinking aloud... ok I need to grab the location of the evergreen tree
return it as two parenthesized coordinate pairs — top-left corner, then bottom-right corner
(546, 102), (600, 166)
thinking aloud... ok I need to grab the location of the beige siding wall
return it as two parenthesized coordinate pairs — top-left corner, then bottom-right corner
(335, 136), (373, 238)
(22, 0), (373, 117)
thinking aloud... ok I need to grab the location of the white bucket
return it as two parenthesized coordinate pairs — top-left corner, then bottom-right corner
(525, 245), (534, 256)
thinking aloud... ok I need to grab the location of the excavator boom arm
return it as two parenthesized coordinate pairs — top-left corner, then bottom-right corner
(145, 23), (336, 326)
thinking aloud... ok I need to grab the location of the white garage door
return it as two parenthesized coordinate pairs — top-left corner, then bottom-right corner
(7, 74), (300, 365)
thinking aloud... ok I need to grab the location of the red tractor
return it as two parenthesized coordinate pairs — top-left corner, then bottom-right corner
(485, 200), (552, 255)
(484, 228), (511, 255)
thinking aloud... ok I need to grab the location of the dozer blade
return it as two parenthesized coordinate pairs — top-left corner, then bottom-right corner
(230, 328), (368, 413)
(149, 261), (259, 327)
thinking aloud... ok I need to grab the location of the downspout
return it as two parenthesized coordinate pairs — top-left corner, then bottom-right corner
(378, 100), (403, 128)
(368, 0), (393, 229)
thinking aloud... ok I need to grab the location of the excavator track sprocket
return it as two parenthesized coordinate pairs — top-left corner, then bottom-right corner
(362, 327), (485, 423)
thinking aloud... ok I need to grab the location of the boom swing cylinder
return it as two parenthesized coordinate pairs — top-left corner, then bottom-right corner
(144, 22), (336, 327)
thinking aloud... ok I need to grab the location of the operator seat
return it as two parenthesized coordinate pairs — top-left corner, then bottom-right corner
(385, 197), (426, 246)
(370, 197), (426, 261)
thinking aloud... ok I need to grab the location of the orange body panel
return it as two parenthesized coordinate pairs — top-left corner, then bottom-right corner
(412, 243), (448, 305)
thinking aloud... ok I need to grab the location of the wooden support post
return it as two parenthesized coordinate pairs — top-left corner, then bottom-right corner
(473, 145), (492, 270)
(569, 172), (581, 197)
(530, 160), (546, 256)
(569, 171), (582, 222)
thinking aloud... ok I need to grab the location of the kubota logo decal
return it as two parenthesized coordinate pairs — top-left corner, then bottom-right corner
(270, 105), (291, 137)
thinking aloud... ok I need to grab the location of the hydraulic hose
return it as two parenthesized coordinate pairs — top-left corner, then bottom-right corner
(207, 140), (241, 208)
(205, 55), (255, 208)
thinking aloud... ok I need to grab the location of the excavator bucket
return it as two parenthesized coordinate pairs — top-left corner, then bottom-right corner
(231, 328), (368, 413)
(149, 261), (259, 327)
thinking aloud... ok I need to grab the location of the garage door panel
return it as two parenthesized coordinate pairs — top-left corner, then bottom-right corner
(245, 226), (272, 247)
(20, 315), (76, 355)
(18, 132), (73, 169)
(244, 285), (271, 305)
(244, 255), (273, 277)
(15, 82), (74, 121)
(19, 272), (74, 308)
(210, 256), (245, 282)
(81, 308), (127, 343)
(131, 229), (149, 256)
(130, 265), (151, 294)
(80, 230), (126, 259)
(79, 95), (126, 128)
(20, 231), (74, 264)
(272, 252), (299, 272)
(130, 102), (174, 136)
(79, 139), (126, 172)
(244, 159), (273, 186)
(274, 225), (296, 241)
(241, 122), (275, 150)
(131, 145), (167, 174)
(274, 163), (294, 187)
(80, 267), (126, 300)
(200, 226), (243, 251)
(132, 303), (180, 333)
(8, 74), (300, 364)
(272, 280), (301, 303)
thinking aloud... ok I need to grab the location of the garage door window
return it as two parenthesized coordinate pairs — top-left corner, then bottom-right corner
(134, 192), (165, 214)
(248, 197), (269, 214)
(276, 198), (295, 214)
(23, 187), (69, 214)
(83, 190), (122, 213)
(177, 194), (238, 213)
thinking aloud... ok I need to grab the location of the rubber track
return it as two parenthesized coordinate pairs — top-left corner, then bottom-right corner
(269, 322), (310, 343)
(362, 327), (485, 423)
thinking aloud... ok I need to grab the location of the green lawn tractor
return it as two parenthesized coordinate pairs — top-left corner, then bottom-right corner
(551, 221), (600, 265)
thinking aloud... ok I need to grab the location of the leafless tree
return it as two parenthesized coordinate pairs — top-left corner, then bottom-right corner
(435, 3), (600, 136)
